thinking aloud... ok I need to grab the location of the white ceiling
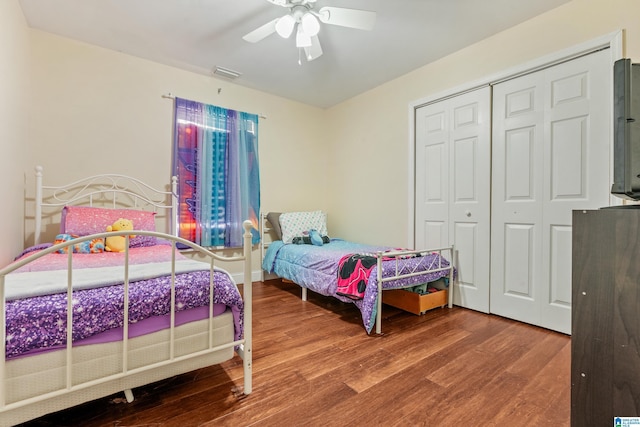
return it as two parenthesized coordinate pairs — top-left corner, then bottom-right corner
(19, 0), (570, 108)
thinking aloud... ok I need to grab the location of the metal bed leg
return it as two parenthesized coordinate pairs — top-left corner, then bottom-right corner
(242, 221), (253, 395)
(241, 343), (252, 395)
(124, 389), (134, 403)
(375, 292), (382, 335)
(448, 246), (455, 309)
(301, 287), (307, 301)
(376, 256), (383, 335)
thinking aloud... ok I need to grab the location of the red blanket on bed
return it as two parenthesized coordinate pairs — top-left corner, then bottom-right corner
(336, 250), (423, 300)
(336, 254), (379, 300)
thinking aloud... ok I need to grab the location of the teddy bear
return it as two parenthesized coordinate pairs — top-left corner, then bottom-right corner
(105, 218), (135, 252)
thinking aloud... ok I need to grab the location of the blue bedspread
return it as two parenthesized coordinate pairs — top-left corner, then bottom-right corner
(262, 239), (452, 333)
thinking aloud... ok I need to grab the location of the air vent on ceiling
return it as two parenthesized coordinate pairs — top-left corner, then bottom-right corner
(213, 66), (242, 80)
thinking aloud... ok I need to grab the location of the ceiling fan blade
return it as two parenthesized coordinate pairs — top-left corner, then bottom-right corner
(265, 0), (288, 6)
(304, 36), (323, 61)
(317, 7), (376, 31)
(242, 18), (278, 43)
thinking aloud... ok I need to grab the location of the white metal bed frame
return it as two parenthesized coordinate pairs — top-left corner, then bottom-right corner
(0, 167), (253, 425)
(33, 165), (178, 245)
(260, 212), (454, 334)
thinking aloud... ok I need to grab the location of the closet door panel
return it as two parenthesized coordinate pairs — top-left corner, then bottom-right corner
(505, 127), (536, 200)
(492, 49), (611, 333)
(503, 224), (534, 296)
(539, 51), (610, 332)
(453, 222), (478, 299)
(492, 71), (545, 324)
(500, 223), (538, 320)
(424, 143), (447, 203)
(453, 137), (477, 202)
(549, 224), (572, 305)
(449, 89), (491, 312)
(415, 87), (491, 312)
(550, 117), (587, 198)
(420, 221), (447, 249)
(416, 108), (449, 249)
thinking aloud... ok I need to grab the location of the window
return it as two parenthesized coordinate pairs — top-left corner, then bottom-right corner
(173, 98), (260, 247)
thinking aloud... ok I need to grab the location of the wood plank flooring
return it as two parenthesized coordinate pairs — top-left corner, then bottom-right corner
(19, 279), (571, 426)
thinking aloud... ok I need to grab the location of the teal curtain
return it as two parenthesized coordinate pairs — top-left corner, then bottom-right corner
(173, 98), (260, 247)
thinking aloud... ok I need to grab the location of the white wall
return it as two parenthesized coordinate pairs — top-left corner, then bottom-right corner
(325, 0), (640, 247)
(0, 0), (30, 266)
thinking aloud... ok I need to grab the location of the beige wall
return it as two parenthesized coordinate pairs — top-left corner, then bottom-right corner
(8, 0), (640, 269)
(0, 0), (30, 266)
(24, 30), (329, 271)
(325, 0), (640, 247)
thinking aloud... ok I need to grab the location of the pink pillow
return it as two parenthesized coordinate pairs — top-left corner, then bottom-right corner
(60, 206), (157, 248)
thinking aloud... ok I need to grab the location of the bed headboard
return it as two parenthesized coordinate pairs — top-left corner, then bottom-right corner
(34, 166), (178, 245)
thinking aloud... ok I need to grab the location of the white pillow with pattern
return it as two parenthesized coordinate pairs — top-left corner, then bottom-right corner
(279, 210), (328, 243)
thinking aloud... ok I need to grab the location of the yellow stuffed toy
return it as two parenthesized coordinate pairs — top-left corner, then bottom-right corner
(105, 218), (135, 252)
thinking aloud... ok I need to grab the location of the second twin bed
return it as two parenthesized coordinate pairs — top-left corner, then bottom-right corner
(261, 211), (455, 334)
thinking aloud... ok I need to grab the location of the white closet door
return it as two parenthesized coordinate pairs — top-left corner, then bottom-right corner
(415, 87), (491, 312)
(491, 50), (610, 334)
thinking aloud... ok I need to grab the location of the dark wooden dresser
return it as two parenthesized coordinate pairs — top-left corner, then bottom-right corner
(572, 208), (640, 426)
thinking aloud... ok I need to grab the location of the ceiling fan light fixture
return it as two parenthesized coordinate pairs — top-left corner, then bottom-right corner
(275, 14), (295, 38)
(301, 12), (320, 36)
(242, 1), (377, 63)
(295, 25), (312, 48)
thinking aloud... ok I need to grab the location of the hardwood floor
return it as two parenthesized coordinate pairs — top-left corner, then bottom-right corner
(19, 280), (571, 426)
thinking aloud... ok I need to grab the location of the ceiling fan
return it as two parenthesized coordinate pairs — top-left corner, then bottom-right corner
(242, 0), (376, 62)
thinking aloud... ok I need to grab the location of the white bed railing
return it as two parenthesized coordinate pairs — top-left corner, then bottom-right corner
(0, 223), (252, 424)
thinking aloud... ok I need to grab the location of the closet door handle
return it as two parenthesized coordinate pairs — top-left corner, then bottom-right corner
(465, 210), (472, 217)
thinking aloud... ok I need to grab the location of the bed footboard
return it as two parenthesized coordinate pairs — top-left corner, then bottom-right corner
(375, 246), (455, 334)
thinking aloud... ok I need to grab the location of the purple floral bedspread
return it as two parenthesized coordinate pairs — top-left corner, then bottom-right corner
(262, 239), (452, 333)
(4, 245), (243, 359)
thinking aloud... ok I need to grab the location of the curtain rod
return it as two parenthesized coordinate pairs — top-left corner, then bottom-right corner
(162, 92), (267, 120)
